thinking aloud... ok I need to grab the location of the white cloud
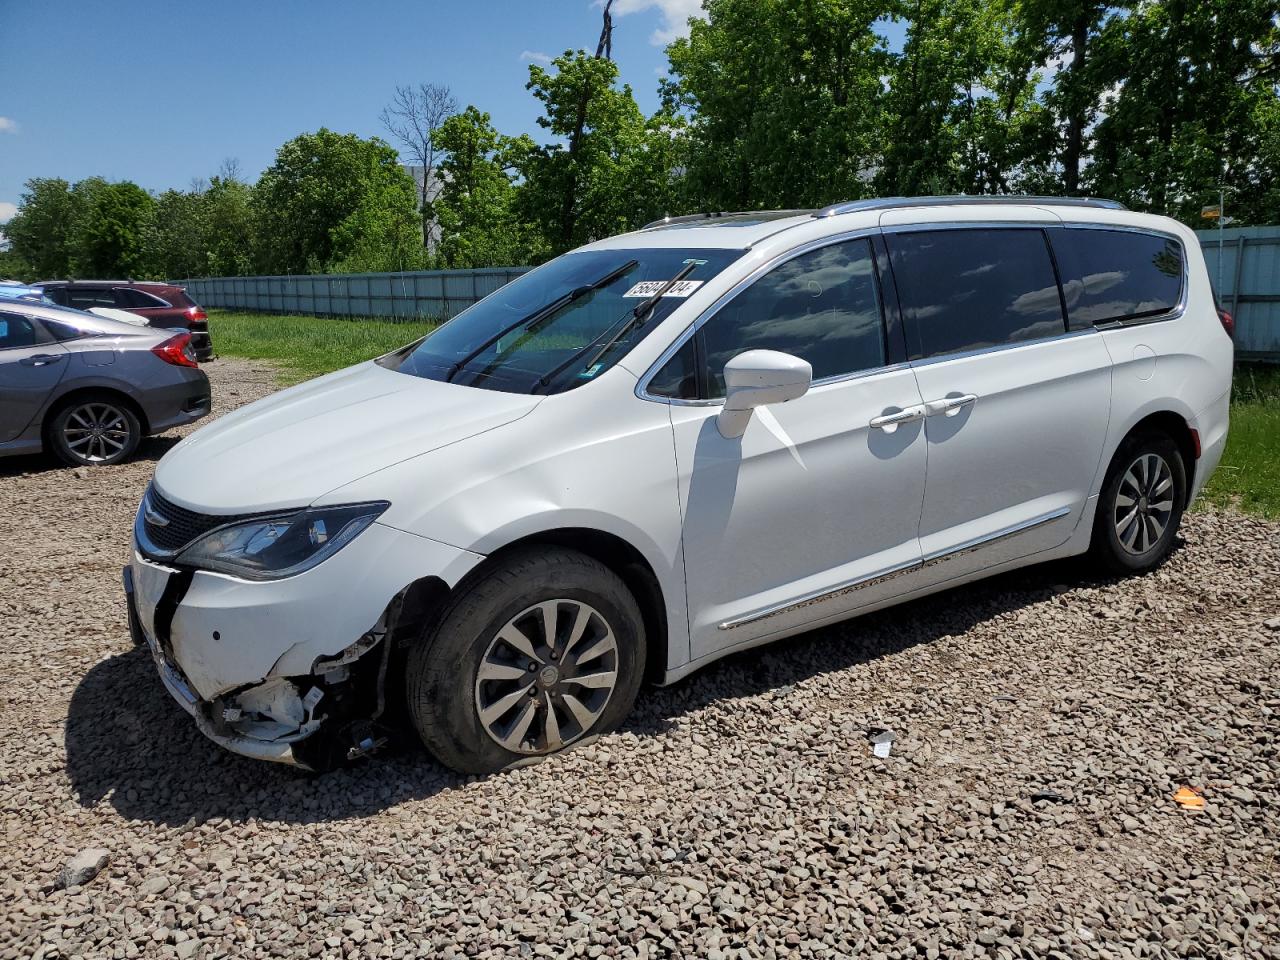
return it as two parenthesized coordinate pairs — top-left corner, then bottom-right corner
(0, 117), (17, 134)
(520, 50), (553, 65)
(608, 0), (706, 46)
(0, 201), (17, 222)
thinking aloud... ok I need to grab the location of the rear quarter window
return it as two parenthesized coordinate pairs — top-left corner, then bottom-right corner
(1050, 228), (1184, 329)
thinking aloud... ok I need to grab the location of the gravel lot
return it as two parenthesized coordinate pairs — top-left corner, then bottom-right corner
(2, 358), (1277, 960)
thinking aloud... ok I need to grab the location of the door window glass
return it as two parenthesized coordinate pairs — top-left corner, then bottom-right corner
(0, 312), (39, 349)
(687, 238), (885, 399)
(66, 288), (116, 309)
(1050, 229), (1184, 328)
(888, 229), (1066, 359)
(647, 336), (699, 399)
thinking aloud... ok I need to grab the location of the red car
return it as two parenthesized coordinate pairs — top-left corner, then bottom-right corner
(37, 281), (213, 361)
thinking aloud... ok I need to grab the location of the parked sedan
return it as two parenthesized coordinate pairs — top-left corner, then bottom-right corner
(36, 280), (213, 361)
(0, 301), (210, 466)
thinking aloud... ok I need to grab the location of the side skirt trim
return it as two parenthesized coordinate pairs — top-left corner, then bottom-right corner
(716, 506), (1072, 632)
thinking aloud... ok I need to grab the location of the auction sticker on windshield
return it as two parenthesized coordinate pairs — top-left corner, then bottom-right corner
(622, 280), (703, 298)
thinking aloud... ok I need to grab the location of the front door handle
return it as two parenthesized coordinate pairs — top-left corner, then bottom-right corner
(20, 354), (63, 367)
(869, 404), (926, 432)
(925, 394), (977, 417)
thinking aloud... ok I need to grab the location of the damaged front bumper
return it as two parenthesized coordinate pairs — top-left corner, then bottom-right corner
(123, 521), (483, 769)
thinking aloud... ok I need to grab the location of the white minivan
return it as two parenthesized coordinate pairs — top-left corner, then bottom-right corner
(124, 197), (1233, 773)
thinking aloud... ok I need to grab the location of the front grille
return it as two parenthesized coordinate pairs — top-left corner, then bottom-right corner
(144, 488), (253, 553)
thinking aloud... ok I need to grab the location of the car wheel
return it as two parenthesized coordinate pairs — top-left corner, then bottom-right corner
(405, 547), (645, 775)
(1091, 431), (1186, 575)
(49, 396), (142, 467)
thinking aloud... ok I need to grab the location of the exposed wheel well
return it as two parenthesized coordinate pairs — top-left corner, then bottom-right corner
(483, 529), (669, 683)
(1118, 411), (1197, 505)
(43, 387), (151, 445)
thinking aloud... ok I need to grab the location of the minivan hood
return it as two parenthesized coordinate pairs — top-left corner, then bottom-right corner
(155, 361), (542, 513)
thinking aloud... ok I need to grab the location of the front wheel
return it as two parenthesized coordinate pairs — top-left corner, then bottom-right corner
(405, 547), (645, 774)
(1091, 431), (1187, 575)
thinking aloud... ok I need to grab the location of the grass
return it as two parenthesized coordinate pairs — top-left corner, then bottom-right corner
(209, 310), (437, 384)
(209, 310), (1280, 518)
(1199, 364), (1280, 518)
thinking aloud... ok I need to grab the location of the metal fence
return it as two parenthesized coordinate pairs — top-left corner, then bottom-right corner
(175, 267), (530, 322)
(1197, 226), (1280, 360)
(179, 230), (1278, 357)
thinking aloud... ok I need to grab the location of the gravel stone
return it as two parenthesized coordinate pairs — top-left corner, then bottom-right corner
(57, 848), (110, 890)
(1, 357), (1278, 959)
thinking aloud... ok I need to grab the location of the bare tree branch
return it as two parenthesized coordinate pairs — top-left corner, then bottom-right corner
(379, 82), (459, 249)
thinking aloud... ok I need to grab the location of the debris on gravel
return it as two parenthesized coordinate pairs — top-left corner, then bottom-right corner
(2, 357), (1278, 958)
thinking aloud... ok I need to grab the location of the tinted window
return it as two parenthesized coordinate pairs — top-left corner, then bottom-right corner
(115, 288), (168, 308)
(691, 238), (885, 398)
(67, 287), (116, 309)
(1051, 229), (1183, 329)
(889, 229), (1065, 359)
(42, 287), (69, 306)
(43, 318), (89, 342)
(0, 312), (40, 349)
(648, 336), (699, 399)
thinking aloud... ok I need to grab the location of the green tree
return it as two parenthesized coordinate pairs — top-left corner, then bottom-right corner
(252, 128), (421, 273)
(1087, 0), (1280, 223)
(430, 107), (544, 268)
(5, 178), (78, 278)
(517, 51), (678, 253)
(664, 0), (888, 210)
(878, 0), (1052, 195)
(78, 181), (156, 278)
(203, 173), (256, 276)
(148, 188), (207, 279)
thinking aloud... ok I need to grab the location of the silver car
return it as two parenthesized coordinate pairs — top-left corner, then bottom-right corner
(0, 301), (210, 467)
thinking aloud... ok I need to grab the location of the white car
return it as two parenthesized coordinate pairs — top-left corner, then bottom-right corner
(124, 197), (1233, 773)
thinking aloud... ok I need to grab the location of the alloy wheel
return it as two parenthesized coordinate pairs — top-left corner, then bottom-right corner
(474, 599), (620, 755)
(1114, 452), (1175, 555)
(62, 402), (132, 463)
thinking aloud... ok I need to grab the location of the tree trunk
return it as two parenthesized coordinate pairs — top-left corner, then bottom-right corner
(1062, 16), (1089, 195)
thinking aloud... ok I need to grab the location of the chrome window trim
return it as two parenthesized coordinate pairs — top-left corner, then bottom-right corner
(907, 327), (1101, 369)
(635, 226), (887, 406)
(717, 506), (1071, 631)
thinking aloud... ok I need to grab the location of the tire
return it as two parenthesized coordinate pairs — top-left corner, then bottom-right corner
(1090, 430), (1187, 575)
(405, 547), (646, 775)
(48, 394), (142, 467)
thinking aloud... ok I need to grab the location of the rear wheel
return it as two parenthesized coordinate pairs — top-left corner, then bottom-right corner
(405, 547), (645, 774)
(1091, 431), (1186, 574)
(48, 395), (141, 467)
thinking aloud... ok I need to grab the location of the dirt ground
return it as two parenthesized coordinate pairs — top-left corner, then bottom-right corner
(1, 358), (1277, 959)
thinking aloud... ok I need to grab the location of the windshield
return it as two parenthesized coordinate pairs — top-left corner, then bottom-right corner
(378, 248), (744, 394)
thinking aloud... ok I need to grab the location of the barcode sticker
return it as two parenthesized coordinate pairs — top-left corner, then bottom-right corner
(622, 280), (704, 298)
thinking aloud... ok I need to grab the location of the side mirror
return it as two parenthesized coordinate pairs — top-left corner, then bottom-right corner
(717, 349), (812, 439)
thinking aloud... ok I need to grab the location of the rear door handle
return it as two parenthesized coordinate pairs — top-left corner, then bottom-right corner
(869, 404), (926, 432)
(925, 394), (977, 417)
(20, 354), (63, 367)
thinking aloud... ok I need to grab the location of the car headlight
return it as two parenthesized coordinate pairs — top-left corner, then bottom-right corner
(175, 502), (390, 581)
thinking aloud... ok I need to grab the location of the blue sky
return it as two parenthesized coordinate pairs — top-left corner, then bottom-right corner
(0, 1), (905, 224)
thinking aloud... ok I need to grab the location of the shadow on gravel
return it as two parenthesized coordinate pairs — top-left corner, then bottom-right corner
(0, 435), (181, 478)
(65, 547), (1171, 827)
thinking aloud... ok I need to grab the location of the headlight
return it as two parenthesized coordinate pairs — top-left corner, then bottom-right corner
(175, 502), (390, 581)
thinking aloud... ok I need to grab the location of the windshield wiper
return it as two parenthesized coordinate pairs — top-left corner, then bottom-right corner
(535, 262), (699, 392)
(444, 258), (638, 383)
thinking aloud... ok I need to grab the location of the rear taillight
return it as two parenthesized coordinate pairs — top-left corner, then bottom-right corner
(152, 332), (199, 368)
(186, 305), (208, 326)
(1217, 308), (1234, 338)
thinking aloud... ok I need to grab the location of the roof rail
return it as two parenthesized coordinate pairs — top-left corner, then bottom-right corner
(813, 195), (1127, 218)
(640, 210), (793, 230)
